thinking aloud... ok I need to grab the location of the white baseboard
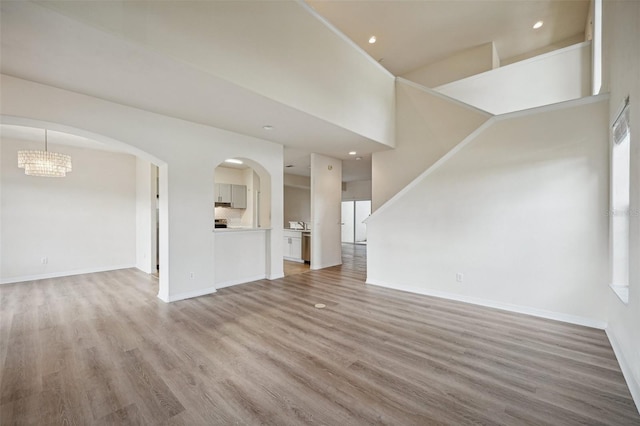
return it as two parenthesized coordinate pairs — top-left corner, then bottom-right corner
(0, 264), (136, 285)
(606, 328), (640, 414)
(215, 274), (267, 290)
(268, 273), (285, 280)
(366, 279), (607, 330)
(283, 256), (304, 263)
(311, 261), (342, 270)
(162, 285), (218, 303)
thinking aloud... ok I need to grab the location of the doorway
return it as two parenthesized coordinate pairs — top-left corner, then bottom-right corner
(341, 200), (371, 244)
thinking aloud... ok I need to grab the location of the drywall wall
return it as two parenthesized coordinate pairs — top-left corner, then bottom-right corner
(284, 186), (310, 227)
(435, 42), (592, 115)
(500, 34), (586, 66)
(35, 1), (395, 148)
(602, 0), (640, 408)
(342, 180), (372, 201)
(311, 153), (342, 270)
(372, 79), (491, 211)
(214, 229), (267, 288)
(135, 158), (157, 274)
(1, 74), (284, 301)
(401, 42), (497, 88)
(1, 138), (136, 282)
(284, 173), (311, 189)
(367, 97), (610, 327)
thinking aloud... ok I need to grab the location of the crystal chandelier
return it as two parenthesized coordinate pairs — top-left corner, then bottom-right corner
(18, 130), (72, 177)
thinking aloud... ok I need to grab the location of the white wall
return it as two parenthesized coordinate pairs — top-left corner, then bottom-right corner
(500, 34), (586, 66)
(284, 186), (310, 227)
(284, 173), (311, 189)
(602, 0), (640, 408)
(342, 180), (372, 201)
(367, 97), (610, 328)
(135, 158), (157, 274)
(401, 42), (497, 88)
(373, 79), (491, 210)
(1, 74), (284, 301)
(311, 153), (342, 270)
(1, 138), (136, 282)
(214, 229), (267, 288)
(435, 42), (592, 115)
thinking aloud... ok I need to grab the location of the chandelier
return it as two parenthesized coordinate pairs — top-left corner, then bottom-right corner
(18, 130), (72, 177)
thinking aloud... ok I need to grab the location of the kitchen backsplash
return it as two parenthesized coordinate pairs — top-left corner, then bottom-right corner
(215, 207), (244, 225)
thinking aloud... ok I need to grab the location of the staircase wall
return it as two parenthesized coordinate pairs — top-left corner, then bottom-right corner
(372, 79), (491, 210)
(435, 42), (592, 115)
(367, 96), (610, 327)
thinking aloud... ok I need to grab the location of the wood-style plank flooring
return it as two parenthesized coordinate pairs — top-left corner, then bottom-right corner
(1, 244), (638, 425)
(283, 260), (311, 277)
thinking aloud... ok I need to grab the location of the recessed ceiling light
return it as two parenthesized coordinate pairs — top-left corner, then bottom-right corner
(225, 159), (243, 164)
(368, 36), (376, 44)
(533, 21), (544, 29)
(349, 151), (357, 155)
(262, 125), (273, 130)
(356, 157), (362, 161)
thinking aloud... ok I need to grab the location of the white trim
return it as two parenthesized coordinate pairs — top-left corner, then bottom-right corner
(367, 93), (610, 223)
(283, 256), (304, 263)
(0, 264), (137, 285)
(606, 328), (640, 414)
(366, 279), (607, 330)
(161, 285), (218, 303)
(396, 77), (494, 117)
(296, 0), (395, 79)
(215, 274), (267, 289)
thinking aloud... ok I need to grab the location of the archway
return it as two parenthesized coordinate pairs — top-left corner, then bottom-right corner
(211, 156), (278, 288)
(0, 116), (169, 299)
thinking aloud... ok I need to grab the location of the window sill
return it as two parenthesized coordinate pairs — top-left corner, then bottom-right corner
(610, 284), (629, 304)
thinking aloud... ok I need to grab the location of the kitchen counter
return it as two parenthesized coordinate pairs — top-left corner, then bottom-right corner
(214, 227), (270, 233)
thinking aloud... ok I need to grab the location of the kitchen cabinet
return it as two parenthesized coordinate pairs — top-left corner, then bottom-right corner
(283, 230), (303, 262)
(215, 183), (232, 204)
(231, 184), (247, 209)
(215, 183), (247, 208)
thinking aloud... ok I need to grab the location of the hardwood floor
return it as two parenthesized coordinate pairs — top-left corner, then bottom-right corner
(283, 260), (310, 277)
(1, 244), (638, 425)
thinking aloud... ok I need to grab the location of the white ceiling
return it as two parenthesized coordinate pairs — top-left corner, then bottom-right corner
(307, 0), (590, 75)
(1, 1), (589, 183)
(0, 1), (388, 166)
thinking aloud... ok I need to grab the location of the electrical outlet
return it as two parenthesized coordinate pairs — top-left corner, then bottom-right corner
(456, 272), (464, 283)
(189, 272), (195, 279)
(41, 257), (48, 264)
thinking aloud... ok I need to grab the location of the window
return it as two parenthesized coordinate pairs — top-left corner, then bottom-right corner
(611, 97), (631, 303)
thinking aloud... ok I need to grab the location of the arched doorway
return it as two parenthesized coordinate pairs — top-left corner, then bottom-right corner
(0, 118), (168, 298)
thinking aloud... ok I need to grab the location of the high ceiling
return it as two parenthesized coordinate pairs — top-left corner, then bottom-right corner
(307, 0), (590, 75)
(1, 1), (590, 182)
